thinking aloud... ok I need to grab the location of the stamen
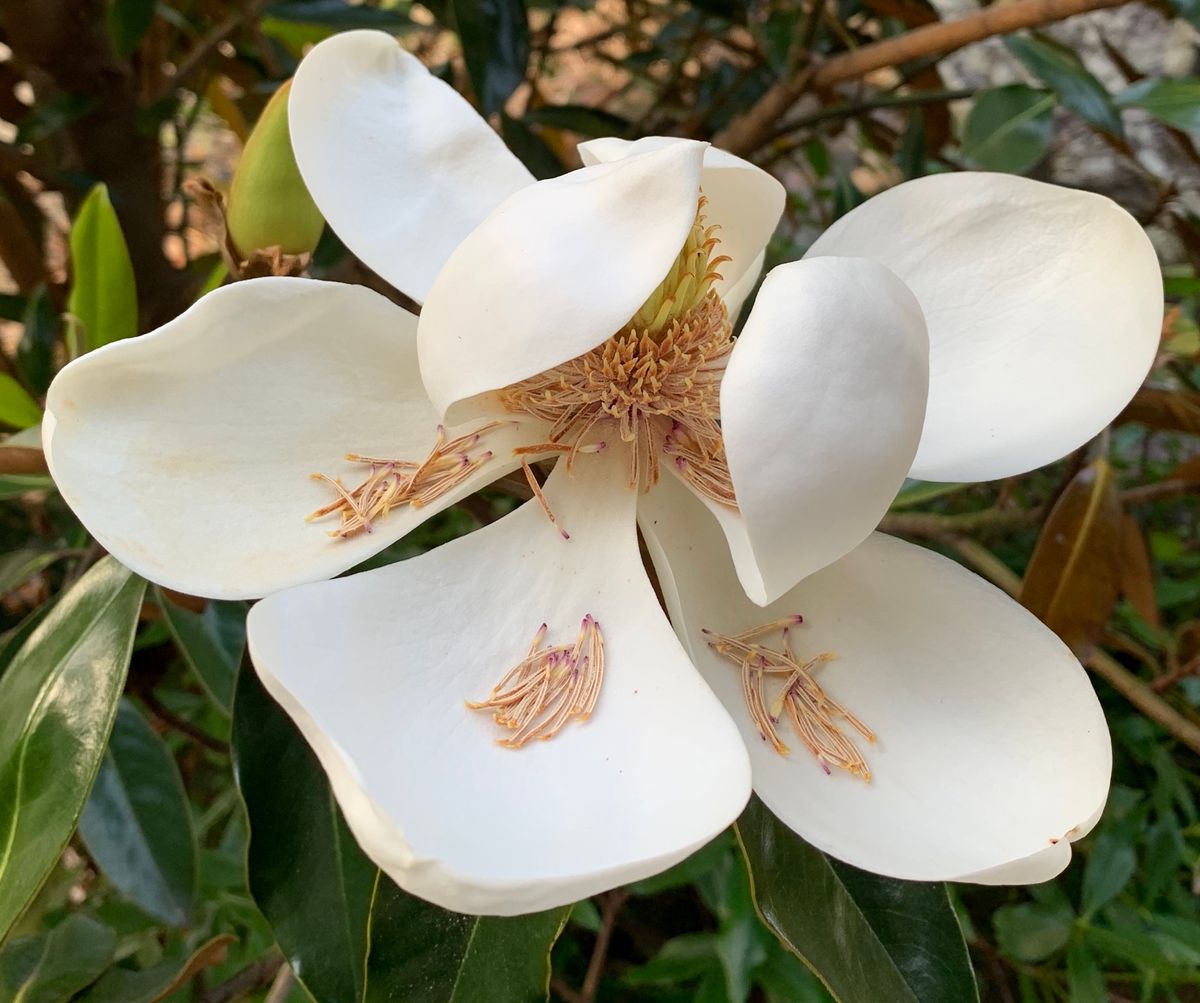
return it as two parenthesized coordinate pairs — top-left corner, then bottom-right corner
(496, 195), (739, 510)
(308, 422), (502, 538)
(704, 616), (875, 781)
(521, 458), (569, 540)
(467, 616), (606, 747)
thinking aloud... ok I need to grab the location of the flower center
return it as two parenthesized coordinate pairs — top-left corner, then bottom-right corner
(467, 615), (605, 747)
(703, 615), (875, 781)
(497, 196), (738, 508)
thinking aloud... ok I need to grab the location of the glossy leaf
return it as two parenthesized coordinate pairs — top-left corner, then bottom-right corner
(79, 698), (198, 926)
(0, 558), (145, 939)
(67, 184), (138, 352)
(1006, 34), (1124, 138)
(1020, 457), (1122, 655)
(961, 85), (1055, 173)
(232, 666), (569, 1003)
(78, 934), (235, 1003)
(1116, 77), (1200, 133)
(735, 798), (979, 1003)
(156, 588), (246, 714)
(452, 0), (530, 115)
(0, 373), (42, 430)
(0, 913), (116, 1002)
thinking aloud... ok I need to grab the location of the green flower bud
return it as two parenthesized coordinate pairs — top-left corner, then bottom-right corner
(226, 80), (324, 258)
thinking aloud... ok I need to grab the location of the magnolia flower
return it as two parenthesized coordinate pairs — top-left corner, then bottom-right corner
(44, 29), (1162, 917)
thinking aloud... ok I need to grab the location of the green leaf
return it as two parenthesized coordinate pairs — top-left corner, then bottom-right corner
(1080, 834), (1136, 918)
(734, 798), (978, 1003)
(108, 0), (156, 58)
(67, 184), (138, 353)
(78, 933), (235, 1003)
(522, 105), (631, 138)
(993, 901), (1075, 963)
(890, 480), (970, 510)
(0, 374), (42, 430)
(0, 475), (53, 502)
(0, 913), (116, 1002)
(452, 0), (530, 115)
(78, 698), (197, 926)
(1116, 77), (1200, 133)
(0, 557), (145, 939)
(18, 288), (57, 396)
(1066, 942), (1107, 1003)
(0, 549), (63, 597)
(265, 0), (414, 29)
(500, 114), (564, 180)
(1005, 34), (1124, 138)
(232, 666), (568, 1003)
(156, 589), (246, 714)
(961, 85), (1055, 173)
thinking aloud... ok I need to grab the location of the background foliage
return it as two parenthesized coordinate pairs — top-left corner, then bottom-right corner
(0, 0), (1198, 1001)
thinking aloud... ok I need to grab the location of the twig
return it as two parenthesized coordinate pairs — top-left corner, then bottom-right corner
(263, 964), (295, 1003)
(140, 688), (231, 755)
(551, 978), (585, 1003)
(150, 0), (270, 104)
(199, 950), (283, 1003)
(1085, 650), (1200, 755)
(879, 505), (1041, 537)
(580, 889), (627, 1003)
(715, 0), (1131, 155)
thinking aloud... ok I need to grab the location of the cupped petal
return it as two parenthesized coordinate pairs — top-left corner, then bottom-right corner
(707, 257), (928, 606)
(580, 136), (784, 300)
(418, 141), (706, 420)
(289, 29), (532, 304)
(806, 172), (1162, 482)
(44, 278), (529, 600)
(248, 447), (751, 915)
(639, 473), (1111, 884)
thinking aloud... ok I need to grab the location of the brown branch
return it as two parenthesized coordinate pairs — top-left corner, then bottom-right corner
(715, 0), (1132, 156)
(139, 689), (231, 755)
(580, 890), (627, 1003)
(150, 0), (270, 105)
(1086, 650), (1200, 755)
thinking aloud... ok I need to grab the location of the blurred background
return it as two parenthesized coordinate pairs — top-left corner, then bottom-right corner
(0, 1), (1198, 1001)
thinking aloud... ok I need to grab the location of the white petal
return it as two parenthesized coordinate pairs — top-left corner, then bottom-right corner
(639, 474), (1111, 883)
(248, 448), (751, 915)
(806, 173), (1162, 481)
(418, 142), (706, 420)
(289, 29), (532, 304)
(579, 136), (784, 299)
(44, 278), (528, 600)
(707, 257), (928, 606)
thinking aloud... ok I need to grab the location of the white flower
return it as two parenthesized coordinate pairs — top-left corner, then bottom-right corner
(43, 29), (1163, 916)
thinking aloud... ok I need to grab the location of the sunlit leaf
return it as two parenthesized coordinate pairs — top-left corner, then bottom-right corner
(0, 373), (42, 430)
(1020, 457), (1122, 655)
(735, 798), (978, 1003)
(67, 184), (138, 352)
(0, 558), (145, 939)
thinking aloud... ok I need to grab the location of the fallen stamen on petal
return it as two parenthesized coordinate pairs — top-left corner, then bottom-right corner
(467, 616), (606, 747)
(703, 617), (875, 781)
(308, 422), (502, 538)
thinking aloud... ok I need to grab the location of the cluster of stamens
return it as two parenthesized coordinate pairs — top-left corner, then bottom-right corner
(306, 422), (501, 537)
(467, 616), (605, 748)
(704, 616), (875, 781)
(498, 197), (738, 508)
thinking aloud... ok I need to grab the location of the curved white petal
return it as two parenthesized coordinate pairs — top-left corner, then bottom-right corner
(580, 136), (784, 300)
(806, 173), (1162, 482)
(289, 29), (532, 304)
(248, 447), (751, 915)
(418, 141), (707, 420)
(44, 278), (528, 600)
(724, 249), (764, 325)
(639, 474), (1111, 884)
(706, 257), (928, 606)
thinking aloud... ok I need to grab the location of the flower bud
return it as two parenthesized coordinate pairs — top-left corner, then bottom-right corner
(226, 80), (323, 258)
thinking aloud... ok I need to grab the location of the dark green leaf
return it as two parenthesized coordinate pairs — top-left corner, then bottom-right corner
(232, 666), (568, 1003)
(108, 0), (156, 58)
(67, 184), (138, 352)
(18, 287), (57, 396)
(265, 0), (415, 29)
(453, 0), (530, 115)
(1066, 942), (1107, 1003)
(624, 933), (721, 986)
(0, 602), (55, 680)
(500, 114), (564, 179)
(0, 549), (62, 596)
(993, 901), (1075, 963)
(961, 85), (1055, 173)
(0, 913), (116, 1002)
(79, 699), (197, 926)
(523, 104), (631, 137)
(156, 589), (246, 714)
(1080, 834), (1136, 918)
(78, 934), (235, 1003)
(1005, 34), (1124, 138)
(1116, 77), (1200, 133)
(735, 798), (978, 1003)
(897, 110), (926, 179)
(0, 558), (145, 939)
